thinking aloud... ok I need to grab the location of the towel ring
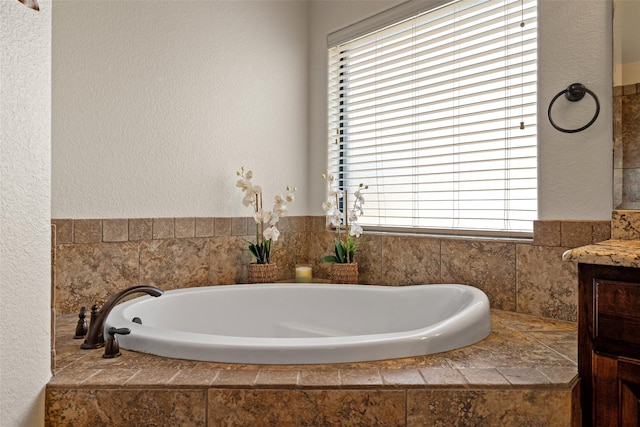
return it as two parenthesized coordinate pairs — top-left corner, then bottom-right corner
(547, 83), (600, 133)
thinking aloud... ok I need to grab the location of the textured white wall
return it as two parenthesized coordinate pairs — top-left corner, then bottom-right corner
(536, 0), (612, 220)
(52, 0), (309, 219)
(0, 1), (52, 426)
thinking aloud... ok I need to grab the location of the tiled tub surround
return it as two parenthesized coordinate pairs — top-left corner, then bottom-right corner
(47, 309), (579, 426)
(613, 82), (640, 209)
(52, 217), (610, 322)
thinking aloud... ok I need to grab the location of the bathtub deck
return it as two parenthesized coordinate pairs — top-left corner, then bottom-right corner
(47, 309), (579, 426)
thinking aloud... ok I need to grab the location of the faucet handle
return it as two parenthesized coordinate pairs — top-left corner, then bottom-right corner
(73, 306), (88, 339)
(102, 327), (131, 358)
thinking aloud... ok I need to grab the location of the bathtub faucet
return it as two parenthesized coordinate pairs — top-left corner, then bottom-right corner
(81, 285), (163, 349)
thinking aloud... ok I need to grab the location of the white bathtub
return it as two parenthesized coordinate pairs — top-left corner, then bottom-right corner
(105, 283), (491, 364)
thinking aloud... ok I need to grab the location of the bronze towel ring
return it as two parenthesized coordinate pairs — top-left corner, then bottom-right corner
(547, 83), (600, 133)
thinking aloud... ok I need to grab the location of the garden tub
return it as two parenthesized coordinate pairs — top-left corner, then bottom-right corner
(105, 283), (491, 364)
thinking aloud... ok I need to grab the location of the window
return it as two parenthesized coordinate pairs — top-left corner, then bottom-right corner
(327, 0), (537, 237)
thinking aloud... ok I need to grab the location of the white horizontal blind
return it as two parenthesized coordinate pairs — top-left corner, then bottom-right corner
(328, 0), (537, 237)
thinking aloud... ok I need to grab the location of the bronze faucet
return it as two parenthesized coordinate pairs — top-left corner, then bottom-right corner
(81, 285), (163, 349)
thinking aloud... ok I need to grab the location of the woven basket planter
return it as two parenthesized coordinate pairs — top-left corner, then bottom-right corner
(247, 263), (278, 283)
(329, 262), (358, 284)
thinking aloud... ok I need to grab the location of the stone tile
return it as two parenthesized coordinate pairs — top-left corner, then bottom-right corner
(339, 369), (383, 387)
(623, 83), (637, 96)
(561, 221), (593, 248)
(46, 389), (207, 426)
(270, 232), (307, 280)
(537, 366), (578, 385)
(614, 85), (624, 97)
(231, 216), (247, 236)
(214, 217), (232, 236)
(80, 368), (140, 386)
(52, 219), (73, 244)
(152, 218), (174, 239)
(444, 330), (574, 369)
(169, 369), (219, 387)
(407, 389), (573, 426)
(623, 93), (640, 168)
(246, 216), (258, 236)
(255, 370), (299, 387)
(212, 370), (259, 387)
(497, 367), (550, 385)
(491, 309), (576, 332)
(140, 238), (209, 290)
(55, 243), (139, 315)
(74, 219), (102, 243)
(380, 369), (425, 386)
(47, 368), (98, 386)
(277, 216), (291, 233)
(533, 220), (561, 246)
(614, 94), (624, 169)
(289, 216), (310, 233)
(516, 244), (578, 322)
(356, 233), (383, 285)
(208, 389), (405, 427)
(458, 368), (510, 386)
(102, 219), (128, 242)
(174, 217), (195, 238)
(298, 370), (340, 388)
(526, 330), (578, 364)
(419, 367), (467, 386)
(592, 221), (611, 243)
(441, 239), (516, 311)
(128, 218), (152, 241)
(623, 168), (640, 207)
(309, 215), (326, 232)
(307, 231), (341, 282)
(209, 236), (248, 285)
(614, 167), (624, 208)
(194, 217), (214, 238)
(381, 235), (440, 285)
(125, 368), (179, 386)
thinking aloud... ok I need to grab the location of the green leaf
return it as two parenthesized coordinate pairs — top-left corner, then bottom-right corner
(333, 244), (343, 263)
(322, 255), (339, 263)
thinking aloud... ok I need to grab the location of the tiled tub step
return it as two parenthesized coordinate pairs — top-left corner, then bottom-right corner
(46, 310), (579, 426)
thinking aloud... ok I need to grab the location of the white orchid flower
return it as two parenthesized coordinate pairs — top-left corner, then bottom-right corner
(322, 201), (334, 214)
(329, 189), (343, 199)
(263, 226), (280, 242)
(242, 194), (255, 207)
(236, 179), (250, 191)
(349, 223), (363, 237)
(274, 205), (288, 218)
(269, 211), (280, 226)
(245, 170), (253, 179)
(254, 210), (270, 224)
(285, 193), (294, 203)
(330, 211), (343, 227)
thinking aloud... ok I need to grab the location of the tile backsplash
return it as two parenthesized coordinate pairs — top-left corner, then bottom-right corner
(52, 217), (611, 322)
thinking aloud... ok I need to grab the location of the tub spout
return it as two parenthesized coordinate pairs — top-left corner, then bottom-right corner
(81, 285), (163, 349)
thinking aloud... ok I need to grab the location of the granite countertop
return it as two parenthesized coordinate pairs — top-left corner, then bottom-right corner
(562, 239), (640, 268)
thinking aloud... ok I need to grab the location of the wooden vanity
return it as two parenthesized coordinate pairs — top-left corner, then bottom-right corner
(564, 240), (640, 426)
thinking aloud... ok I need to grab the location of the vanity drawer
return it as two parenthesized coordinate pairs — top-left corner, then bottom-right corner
(595, 279), (640, 345)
